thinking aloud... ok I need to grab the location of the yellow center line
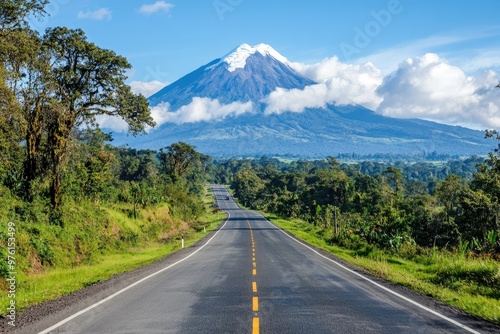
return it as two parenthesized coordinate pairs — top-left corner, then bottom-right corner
(253, 297), (259, 311)
(253, 317), (260, 334)
(248, 220), (260, 334)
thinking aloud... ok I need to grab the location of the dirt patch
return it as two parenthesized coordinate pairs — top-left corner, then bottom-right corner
(26, 251), (43, 276)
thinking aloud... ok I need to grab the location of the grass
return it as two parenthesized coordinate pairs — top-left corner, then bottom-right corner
(263, 214), (500, 325)
(0, 187), (226, 313)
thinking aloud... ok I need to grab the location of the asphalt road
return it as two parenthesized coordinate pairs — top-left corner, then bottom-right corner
(35, 186), (492, 334)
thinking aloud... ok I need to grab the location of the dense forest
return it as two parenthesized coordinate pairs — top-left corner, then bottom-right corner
(220, 148), (500, 256)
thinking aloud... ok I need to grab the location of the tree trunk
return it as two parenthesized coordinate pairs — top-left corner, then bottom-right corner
(334, 206), (338, 235)
(50, 166), (61, 209)
(47, 107), (74, 209)
(23, 100), (44, 201)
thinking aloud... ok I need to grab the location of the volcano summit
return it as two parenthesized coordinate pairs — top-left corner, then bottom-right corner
(114, 43), (490, 158)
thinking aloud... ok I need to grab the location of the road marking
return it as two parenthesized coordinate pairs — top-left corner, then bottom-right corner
(253, 297), (259, 311)
(247, 219), (261, 333)
(254, 211), (482, 334)
(253, 317), (260, 334)
(37, 207), (232, 334)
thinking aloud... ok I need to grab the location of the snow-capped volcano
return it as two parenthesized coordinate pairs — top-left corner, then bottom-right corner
(147, 43), (315, 109)
(217, 43), (289, 72)
(116, 43), (491, 158)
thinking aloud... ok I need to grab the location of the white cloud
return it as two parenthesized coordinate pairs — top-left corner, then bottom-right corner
(264, 52), (500, 130)
(95, 114), (129, 133)
(77, 8), (112, 21)
(377, 53), (500, 130)
(153, 98), (254, 125)
(128, 80), (169, 97)
(264, 57), (383, 114)
(139, 1), (174, 14)
(97, 97), (252, 132)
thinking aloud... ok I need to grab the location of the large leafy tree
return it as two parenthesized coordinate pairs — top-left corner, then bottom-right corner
(233, 169), (265, 208)
(39, 27), (155, 208)
(469, 130), (500, 234)
(0, 0), (48, 189)
(159, 142), (201, 181)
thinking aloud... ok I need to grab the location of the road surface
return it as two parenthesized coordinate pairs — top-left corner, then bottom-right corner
(35, 186), (492, 333)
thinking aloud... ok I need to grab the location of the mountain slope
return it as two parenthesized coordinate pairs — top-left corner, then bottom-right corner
(128, 105), (489, 157)
(114, 43), (491, 158)
(148, 44), (316, 109)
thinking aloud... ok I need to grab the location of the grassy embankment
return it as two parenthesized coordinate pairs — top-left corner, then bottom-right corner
(0, 186), (226, 313)
(262, 213), (500, 324)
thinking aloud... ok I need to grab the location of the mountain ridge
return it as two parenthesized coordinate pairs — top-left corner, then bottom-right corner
(113, 43), (491, 158)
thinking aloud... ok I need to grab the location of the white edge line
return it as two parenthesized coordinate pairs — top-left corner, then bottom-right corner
(253, 211), (483, 334)
(38, 188), (230, 334)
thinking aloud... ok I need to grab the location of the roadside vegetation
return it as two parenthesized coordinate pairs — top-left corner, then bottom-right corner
(0, 186), (225, 311)
(0, 0), (226, 314)
(221, 142), (500, 324)
(0, 129), (225, 312)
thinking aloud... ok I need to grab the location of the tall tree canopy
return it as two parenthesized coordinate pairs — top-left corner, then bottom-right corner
(39, 27), (154, 207)
(159, 142), (201, 181)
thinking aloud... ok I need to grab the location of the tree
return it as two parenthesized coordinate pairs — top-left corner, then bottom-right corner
(383, 166), (404, 198)
(159, 142), (201, 181)
(39, 27), (154, 208)
(232, 169), (265, 208)
(0, 0), (48, 32)
(435, 174), (464, 224)
(469, 130), (500, 234)
(0, 1), (49, 190)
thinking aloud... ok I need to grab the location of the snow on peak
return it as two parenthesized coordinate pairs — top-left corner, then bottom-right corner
(221, 43), (289, 72)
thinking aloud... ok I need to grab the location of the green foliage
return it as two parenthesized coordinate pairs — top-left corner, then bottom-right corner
(226, 149), (500, 256)
(159, 142), (201, 181)
(0, 0), (48, 31)
(29, 237), (54, 265)
(232, 169), (265, 208)
(0, 0), (213, 313)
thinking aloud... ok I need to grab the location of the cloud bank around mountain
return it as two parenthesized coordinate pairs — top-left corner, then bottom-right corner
(150, 98), (253, 125)
(377, 53), (500, 130)
(97, 98), (253, 131)
(104, 52), (499, 132)
(265, 53), (500, 130)
(264, 58), (383, 114)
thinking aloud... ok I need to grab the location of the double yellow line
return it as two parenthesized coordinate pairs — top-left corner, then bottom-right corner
(248, 221), (259, 334)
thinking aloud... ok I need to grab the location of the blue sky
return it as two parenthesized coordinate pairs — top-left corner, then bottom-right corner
(30, 0), (500, 130)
